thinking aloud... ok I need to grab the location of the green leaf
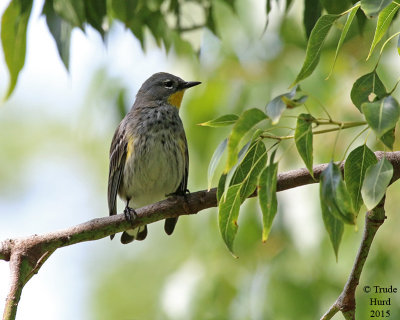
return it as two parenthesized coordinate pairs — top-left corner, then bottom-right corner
(265, 0), (272, 27)
(145, 10), (168, 47)
(42, 1), (72, 70)
(350, 71), (387, 111)
(362, 96), (400, 138)
(129, 21), (144, 48)
(320, 161), (356, 225)
(230, 140), (268, 202)
(225, 108), (267, 172)
(367, 3), (399, 60)
(266, 85), (297, 124)
(111, 0), (139, 23)
(259, 151), (279, 242)
(168, 0), (179, 17)
(217, 173), (227, 203)
(224, 141), (252, 194)
(281, 94), (308, 109)
(110, 0), (143, 46)
(223, 131), (264, 199)
(84, 0), (106, 35)
(292, 14), (340, 86)
(53, 0), (85, 28)
(361, 157), (393, 210)
(294, 113), (315, 177)
(356, 5), (367, 34)
(344, 145), (377, 213)
(398, 35), (400, 56)
(320, 0), (351, 14)
(286, 0), (293, 12)
(221, 0), (236, 12)
(1, 0), (33, 99)
(380, 127), (395, 150)
(321, 198), (344, 261)
(206, 4), (217, 35)
(207, 139), (227, 191)
(327, 5), (359, 78)
(361, 0), (392, 17)
(199, 114), (239, 127)
(218, 184), (242, 255)
(304, 0), (322, 39)
(266, 0), (272, 14)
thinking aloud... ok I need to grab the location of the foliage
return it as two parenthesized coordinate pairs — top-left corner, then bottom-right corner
(344, 145), (378, 213)
(1, 0), (400, 262)
(1, 0), (236, 98)
(1, 0), (32, 98)
(2, 0), (400, 319)
(201, 1), (400, 257)
(361, 157), (393, 210)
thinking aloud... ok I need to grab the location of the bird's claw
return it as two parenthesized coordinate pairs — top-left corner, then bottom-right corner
(123, 206), (137, 226)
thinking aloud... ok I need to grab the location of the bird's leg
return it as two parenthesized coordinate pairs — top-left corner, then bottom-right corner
(123, 200), (137, 226)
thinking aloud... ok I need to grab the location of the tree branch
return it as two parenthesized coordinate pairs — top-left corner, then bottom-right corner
(3, 256), (24, 320)
(320, 198), (386, 320)
(0, 240), (12, 261)
(1, 151), (400, 320)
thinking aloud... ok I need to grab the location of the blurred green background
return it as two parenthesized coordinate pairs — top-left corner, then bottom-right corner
(1, 0), (400, 319)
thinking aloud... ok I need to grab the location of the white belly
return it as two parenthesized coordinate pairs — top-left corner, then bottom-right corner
(121, 136), (184, 208)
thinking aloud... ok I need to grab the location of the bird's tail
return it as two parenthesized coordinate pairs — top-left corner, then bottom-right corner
(120, 225), (148, 244)
(164, 217), (178, 235)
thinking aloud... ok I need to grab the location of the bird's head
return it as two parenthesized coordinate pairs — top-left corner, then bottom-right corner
(137, 72), (201, 108)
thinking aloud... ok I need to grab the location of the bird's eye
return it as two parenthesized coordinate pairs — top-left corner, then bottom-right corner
(164, 80), (174, 89)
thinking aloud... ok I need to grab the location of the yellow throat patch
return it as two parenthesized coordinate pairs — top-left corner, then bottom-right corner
(168, 90), (185, 108)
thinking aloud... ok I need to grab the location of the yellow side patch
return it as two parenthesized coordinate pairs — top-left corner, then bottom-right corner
(126, 136), (134, 161)
(178, 138), (187, 158)
(168, 90), (185, 108)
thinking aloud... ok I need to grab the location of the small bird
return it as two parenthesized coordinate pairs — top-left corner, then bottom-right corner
(108, 72), (201, 244)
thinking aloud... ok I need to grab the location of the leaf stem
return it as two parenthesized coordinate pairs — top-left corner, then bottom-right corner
(340, 2), (361, 16)
(341, 126), (369, 162)
(261, 121), (367, 141)
(177, 24), (206, 32)
(380, 31), (400, 55)
(374, 31), (400, 69)
(331, 122), (344, 159)
(389, 77), (400, 95)
(314, 121), (367, 134)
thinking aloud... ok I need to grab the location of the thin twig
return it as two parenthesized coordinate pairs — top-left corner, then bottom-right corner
(176, 24), (205, 32)
(320, 304), (340, 320)
(260, 121), (367, 141)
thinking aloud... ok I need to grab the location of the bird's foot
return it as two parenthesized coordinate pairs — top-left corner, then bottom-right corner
(123, 206), (137, 226)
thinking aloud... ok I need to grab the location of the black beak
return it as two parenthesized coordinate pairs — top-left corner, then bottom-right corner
(181, 81), (201, 89)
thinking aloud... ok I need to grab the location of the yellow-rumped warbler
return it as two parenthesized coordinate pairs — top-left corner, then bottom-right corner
(108, 72), (201, 244)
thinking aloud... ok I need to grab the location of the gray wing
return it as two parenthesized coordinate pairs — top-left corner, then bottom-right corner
(108, 123), (127, 217)
(177, 132), (189, 194)
(164, 132), (189, 235)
